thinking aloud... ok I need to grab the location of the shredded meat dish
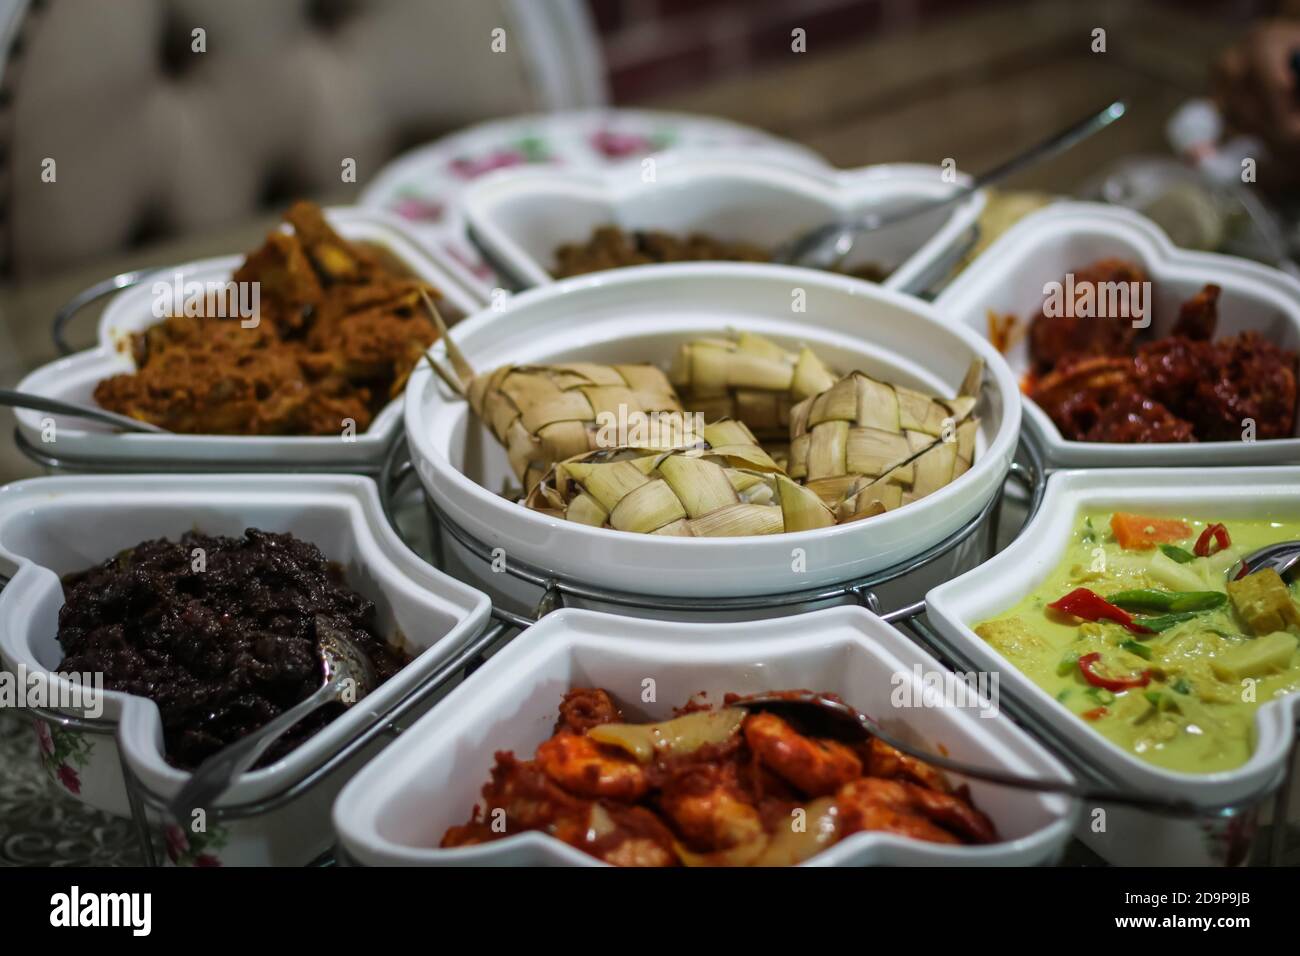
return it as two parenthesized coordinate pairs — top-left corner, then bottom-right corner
(94, 202), (440, 435)
(1024, 258), (1298, 443)
(57, 529), (408, 769)
(441, 687), (996, 866)
(553, 225), (889, 282)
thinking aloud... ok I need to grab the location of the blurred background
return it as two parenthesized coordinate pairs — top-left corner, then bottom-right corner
(0, 0), (1295, 483)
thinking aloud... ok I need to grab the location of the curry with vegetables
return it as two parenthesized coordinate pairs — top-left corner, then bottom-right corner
(441, 687), (997, 866)
(976, 511), (1300, 773)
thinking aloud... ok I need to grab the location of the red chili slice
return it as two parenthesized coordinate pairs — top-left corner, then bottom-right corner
(1194, 522), (1231, 558)
(1081, 706), (1109, 721)
(1047, 587), (1153, 635)
(1077, 652), (1152, 692)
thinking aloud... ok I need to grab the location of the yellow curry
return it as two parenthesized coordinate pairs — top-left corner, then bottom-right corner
(976, 510), (1300, 774)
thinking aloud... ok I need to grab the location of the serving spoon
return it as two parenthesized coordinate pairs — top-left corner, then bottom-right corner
(169, 617), (377, 822)
(775, 99), (1128, 270)
(731, 692), (1238, 815)
(1228, 541), (1300, 583)
(0, 388), (167, 434)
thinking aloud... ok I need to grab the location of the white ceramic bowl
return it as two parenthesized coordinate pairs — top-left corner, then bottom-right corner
(14, 207), (486, 474)
(333, 605), (1078, 866)
(924, 466), (1300, 865)
(934, 201), (1300, 467)
(0, 474), (491, 866)
(405, 263), (1021, 599)
(461, 152), (984, 295)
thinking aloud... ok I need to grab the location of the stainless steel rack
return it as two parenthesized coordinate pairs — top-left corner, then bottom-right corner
(378, 433), (1046, 626)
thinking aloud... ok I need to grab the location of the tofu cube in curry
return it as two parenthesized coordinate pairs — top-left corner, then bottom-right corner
(974, 617), (1049, 659)
(1226, 569), (1300, 635)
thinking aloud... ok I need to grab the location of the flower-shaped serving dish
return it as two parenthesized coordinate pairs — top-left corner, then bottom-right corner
(924, 466), (1300, 865)
(361, 108), (826, 299)
(461, 151), (984, 294)
(334, 606), (1078, 866)
(0, 474), (491, 865)
(933, 202), (1300, 467)
(15, 208), (484, 474)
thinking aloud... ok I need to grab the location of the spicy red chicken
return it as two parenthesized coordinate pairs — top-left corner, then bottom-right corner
(1023, 261), (1297, 444)
(440, 687), (997, 866)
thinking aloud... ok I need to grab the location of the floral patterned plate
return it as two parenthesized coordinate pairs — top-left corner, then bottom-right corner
(359, 108), (825, 301)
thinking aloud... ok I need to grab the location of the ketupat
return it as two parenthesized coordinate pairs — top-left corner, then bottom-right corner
(466, 362), (692, 491)
(787, 360), (982, 514)
(418, 292), (697, 493)
(669, 332), (837, 439)
(426, 290), (985, 531)
(836, 417), (979, 521)
(525, 419), (834, 536)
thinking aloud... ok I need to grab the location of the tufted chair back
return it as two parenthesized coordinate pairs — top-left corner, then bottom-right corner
(0, 0), (605, 278)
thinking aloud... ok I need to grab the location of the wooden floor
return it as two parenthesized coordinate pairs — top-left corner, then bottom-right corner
(645, 0), (1238, 194)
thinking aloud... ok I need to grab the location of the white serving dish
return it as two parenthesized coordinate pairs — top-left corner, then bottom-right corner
(360, 108), (827, 300)
(0, 474), (491, 866)
(924, 466), (1300, 865)
(933, 201), (1300, 467)
(405, 263), (1021, 600)
(14, 207), (486, 474)
(461, 152), (984, 295)
(334, 605), (1078, 866)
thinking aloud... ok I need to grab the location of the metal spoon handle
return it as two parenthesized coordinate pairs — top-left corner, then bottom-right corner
(0, 388), (166, 434)
(169, 682), (334, 821)
(857, 711), (1227, 816)
(969, 100), (1126, 196)
(779, 100), (1127, 267)
(875, 99), (1127, 232)
(739, 696), (1226, 816)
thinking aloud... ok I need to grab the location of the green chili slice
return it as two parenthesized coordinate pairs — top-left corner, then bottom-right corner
(1109, 589), (1227, 613)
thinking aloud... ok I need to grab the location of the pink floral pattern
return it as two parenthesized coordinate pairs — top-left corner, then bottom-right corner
(1200, 811), (1258, 867)
(163, 821), (229, 867)
(390, 192), (446, 223)
(32, 719), (91, 796)
(589, 128), (674, 159)
(447, 135), (553, 180)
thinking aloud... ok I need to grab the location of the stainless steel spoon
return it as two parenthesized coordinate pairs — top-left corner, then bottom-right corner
(169, 617), (377, 822)
(1228, 541), (1300, 583)
(731, 691), (1224, 815)
(0, 388), (167, 434)
(775, 99), (1128, 270)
